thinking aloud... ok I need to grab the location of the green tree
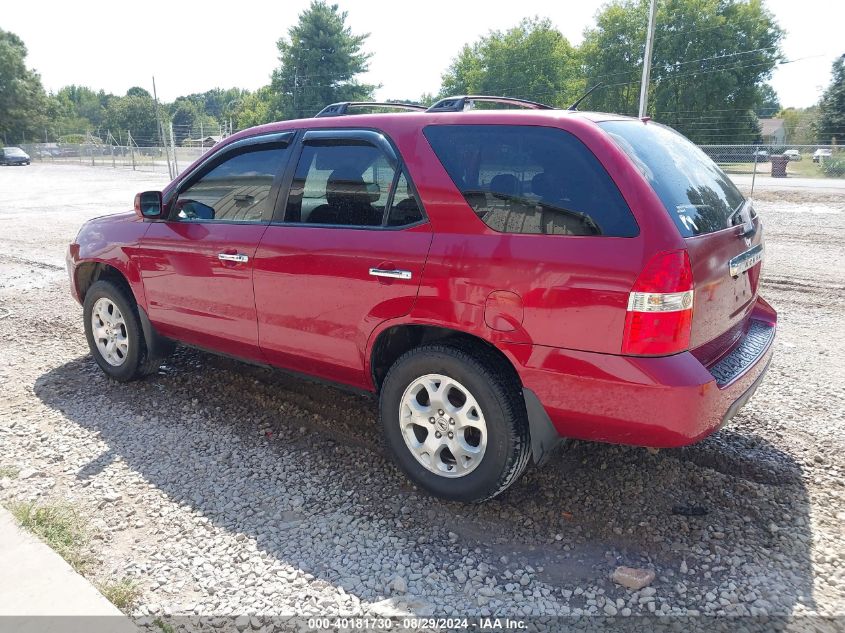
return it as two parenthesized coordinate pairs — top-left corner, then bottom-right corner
(105, 94), (159, 146)
(0, 29), (48, 144)
(270, 0), (375, 120)
(126, 86), (151, 99)
(581, 0), (784, 143)
(755, 84), (780, 117)
(234, 86), (274, 129)
(818, 54), (845, 144)
(440, 18), (581, 108)
(169, 98), (221, 144)
(54, 85), (109, 130)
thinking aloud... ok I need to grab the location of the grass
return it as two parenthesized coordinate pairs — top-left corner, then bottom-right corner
(153, 618), (175, 633)
(7, 501), (90, 572)
(97, 577), (141, 612)
(8, 501), (140, 612)
(0, 466), (19, 479)
(721, 158), (838, 178)
(785, 159), (828, 178)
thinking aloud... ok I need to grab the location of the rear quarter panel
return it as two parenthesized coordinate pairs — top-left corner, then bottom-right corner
(375, 113), (685, 355)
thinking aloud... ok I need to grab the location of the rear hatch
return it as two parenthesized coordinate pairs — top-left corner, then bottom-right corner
(599, 120), (763, 365)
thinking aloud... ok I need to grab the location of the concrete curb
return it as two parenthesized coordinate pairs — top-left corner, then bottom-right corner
(0, 507), (136, 631)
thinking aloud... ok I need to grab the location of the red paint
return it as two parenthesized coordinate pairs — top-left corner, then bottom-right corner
(67, 108), (776, 449)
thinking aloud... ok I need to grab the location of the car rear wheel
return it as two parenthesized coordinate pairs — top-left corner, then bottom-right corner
(83, 280), (163, 381)
(379, 343), (531, 502)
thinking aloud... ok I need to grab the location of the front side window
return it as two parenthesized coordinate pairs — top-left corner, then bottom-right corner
(173, 145), (288, 223)
(423, 125), (638, 237)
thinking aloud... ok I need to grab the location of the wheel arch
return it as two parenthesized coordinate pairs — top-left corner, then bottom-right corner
(367, 321), (563, 466)
(368, 322), (521, 393)
(75, 260), (136, 305)
(78, 261), (173, 362)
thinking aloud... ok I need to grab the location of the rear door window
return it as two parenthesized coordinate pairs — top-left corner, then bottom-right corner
(423, 124), (638, 237)
(283, 134), (425, 228)
(599, 120), (746, 237)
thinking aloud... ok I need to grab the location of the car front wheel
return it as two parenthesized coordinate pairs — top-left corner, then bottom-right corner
(83, 280), (162, 381)
(379, 343), (531, 502)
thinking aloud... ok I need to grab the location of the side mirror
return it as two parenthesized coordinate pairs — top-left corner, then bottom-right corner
(134, 191), (163, 219)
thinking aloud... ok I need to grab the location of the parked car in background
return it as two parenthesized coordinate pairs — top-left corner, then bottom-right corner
(0, 146), (31, 165)
(753, 149), (769, 162)
(782, 150), (801, 161)
(66, 96), (777, 502)
(813, 149), (832, 163)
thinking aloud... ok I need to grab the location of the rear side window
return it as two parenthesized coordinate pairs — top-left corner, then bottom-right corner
(423, 125), (638, 237)
(599, 120), (745, 237)
(284, 140), (424, 228)
(285, 143), (393, 226)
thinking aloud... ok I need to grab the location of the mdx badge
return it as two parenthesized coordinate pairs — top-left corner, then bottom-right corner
(729, 244), (764, 277)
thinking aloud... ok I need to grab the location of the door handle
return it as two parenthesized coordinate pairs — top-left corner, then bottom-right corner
(218, 253), (249, 263)
(369, 268), (412, 280)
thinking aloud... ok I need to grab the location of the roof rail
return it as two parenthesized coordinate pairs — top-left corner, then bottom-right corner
(315, 102), (427, 118)
(426, 95), (554, 113)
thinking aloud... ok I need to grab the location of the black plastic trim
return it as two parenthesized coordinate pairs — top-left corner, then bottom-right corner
(709, 320), (775, 387)
(315, 102), (427, 117)
(523, 388), (565, 465)
(427, 95), (554, 113)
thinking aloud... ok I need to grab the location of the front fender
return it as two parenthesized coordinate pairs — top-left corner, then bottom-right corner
(70, 212), (150, 309)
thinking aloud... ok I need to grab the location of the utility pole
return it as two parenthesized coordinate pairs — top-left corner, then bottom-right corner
(638, 0), (658, 118)
(200, 120), (204, 153)
(152, 76), (173, 179)
(128, 130), (136, 171)
(169, 121), (179, 175)
(293, 66), (298, 117)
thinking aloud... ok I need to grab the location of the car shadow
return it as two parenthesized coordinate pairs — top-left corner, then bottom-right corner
(33, 347), (818, 629)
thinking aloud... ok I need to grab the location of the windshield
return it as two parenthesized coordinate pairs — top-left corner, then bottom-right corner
(599, 120), (745, 237)
(4, 147), (26, 156)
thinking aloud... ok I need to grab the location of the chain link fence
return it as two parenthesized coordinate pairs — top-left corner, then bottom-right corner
(699, 144), (844, 176)
(13, 141), (845, 179)
(17, 142), (211, 176)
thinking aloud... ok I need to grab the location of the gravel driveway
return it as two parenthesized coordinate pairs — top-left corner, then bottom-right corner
(0, 165), (843, 631)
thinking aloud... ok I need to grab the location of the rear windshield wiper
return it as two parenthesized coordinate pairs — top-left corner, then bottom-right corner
(727, 199), (755, 236)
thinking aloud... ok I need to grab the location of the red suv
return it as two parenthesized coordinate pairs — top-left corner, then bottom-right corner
(67, 96), (776, 502)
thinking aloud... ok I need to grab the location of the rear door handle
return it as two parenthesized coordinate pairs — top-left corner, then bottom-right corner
(369, 268), (412, 280)
(218, 253), (249, 263)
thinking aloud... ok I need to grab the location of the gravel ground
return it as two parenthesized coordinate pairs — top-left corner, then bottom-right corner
(0, 164), (843, 631)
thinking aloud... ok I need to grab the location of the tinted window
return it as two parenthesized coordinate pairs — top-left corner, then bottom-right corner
(285, 143), (396, 226)
(599, 120), (745, 236)
(388, 171), (423, 226)
(174, 146), (288, 222)
(423, 125), (638, 237)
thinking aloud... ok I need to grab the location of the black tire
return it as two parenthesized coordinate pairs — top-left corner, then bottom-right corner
(83, 279), (163, 381)
(379, 343), (531, 502)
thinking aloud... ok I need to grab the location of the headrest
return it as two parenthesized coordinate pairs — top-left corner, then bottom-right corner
(326, 171), (379, 205)
(489, 173), (519, 199)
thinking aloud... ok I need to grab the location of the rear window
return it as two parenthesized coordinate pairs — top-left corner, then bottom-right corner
(599, 120), (745, 237)
(423, 125), (638, 237)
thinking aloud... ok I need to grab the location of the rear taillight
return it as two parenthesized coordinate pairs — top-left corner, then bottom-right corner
(622, 250), (694, 356)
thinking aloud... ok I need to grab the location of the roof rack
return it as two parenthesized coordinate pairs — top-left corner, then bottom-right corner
(426, 95), (554, 113)
(315, 102), (427, 117)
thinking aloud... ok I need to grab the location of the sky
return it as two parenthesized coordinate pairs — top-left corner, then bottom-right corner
(4, 0), (843, 110)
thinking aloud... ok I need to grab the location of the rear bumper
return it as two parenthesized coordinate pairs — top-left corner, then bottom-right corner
(512, 296), (777, 448)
